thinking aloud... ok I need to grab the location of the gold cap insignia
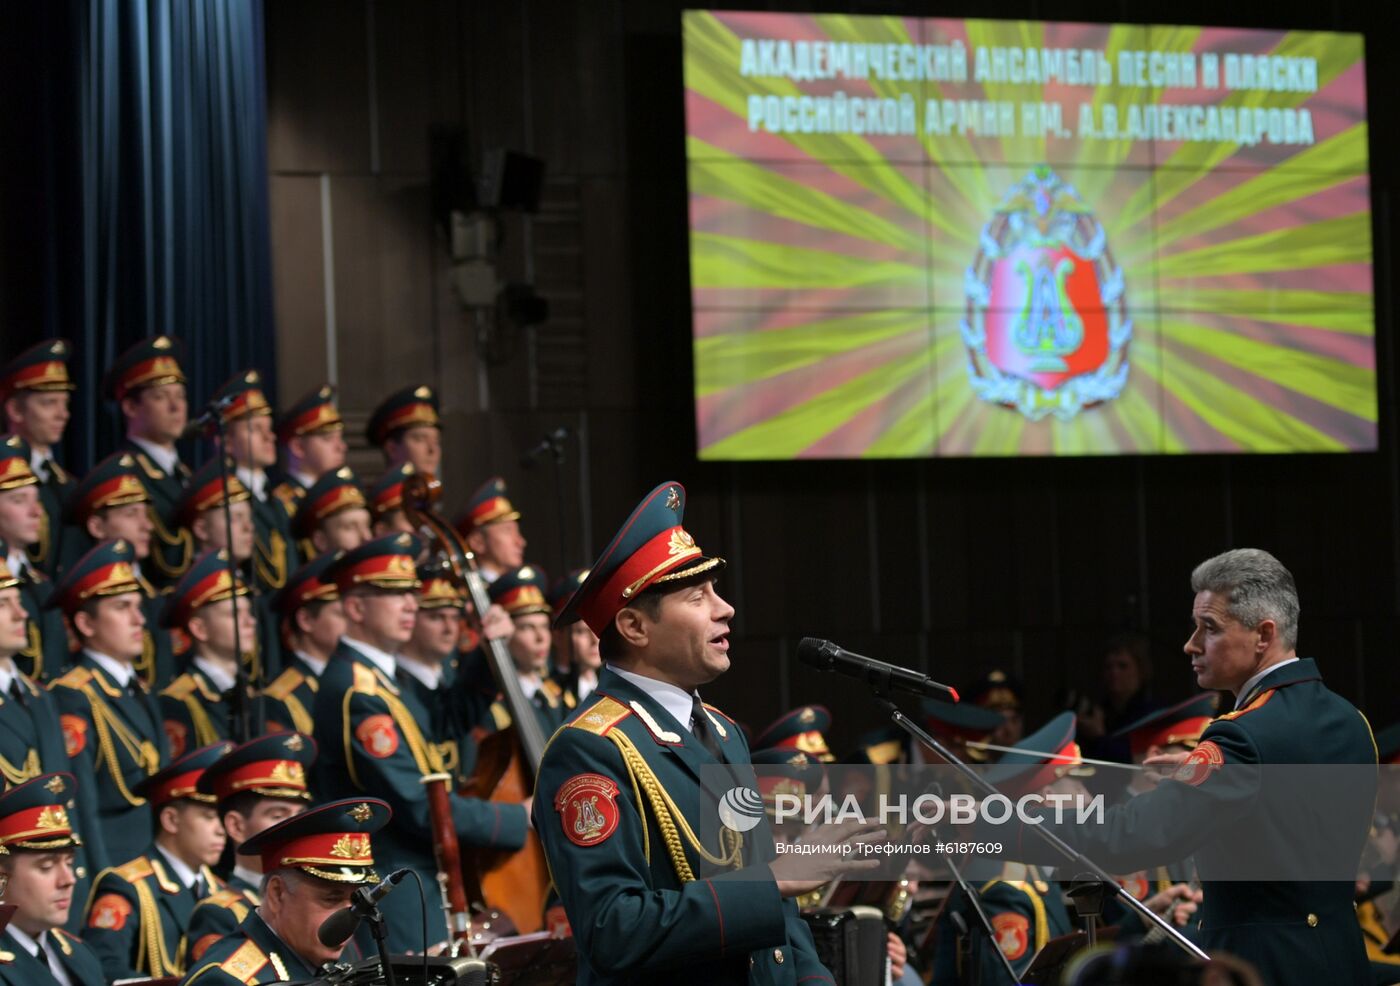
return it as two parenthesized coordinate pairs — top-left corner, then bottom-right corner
(330, 833), (371, 859)
(319, 385), (334, 398)
(154, 336), (172, 350)
(283, 734), (305, 752)
(336, 467), (354, 479)
(665, 487), (680, 511)
(518, 566), (535, 579)
(414, 386), (432, 399)
(245, 371), (260, 383)
(45, 777), (65, 795)
(798, 708), (817, 725)
(118, 454), (134, 467)
(347, 803), (373, 823)
(35, 806), (68, 831)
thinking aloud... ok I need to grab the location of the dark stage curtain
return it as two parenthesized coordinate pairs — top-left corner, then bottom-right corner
(8, 0), (276, 472)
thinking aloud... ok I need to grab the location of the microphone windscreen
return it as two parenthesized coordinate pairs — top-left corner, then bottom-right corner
(317, 906), (361, 948)
(797, 637), (834, 669)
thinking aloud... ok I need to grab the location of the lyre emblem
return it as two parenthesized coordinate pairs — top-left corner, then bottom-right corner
(571, 796), (607, 842)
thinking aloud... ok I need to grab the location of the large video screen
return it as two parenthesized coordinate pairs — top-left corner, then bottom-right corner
(684, 12), (1374, 458)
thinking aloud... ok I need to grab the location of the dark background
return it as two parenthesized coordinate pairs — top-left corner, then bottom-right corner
(3, 0), (1396, 753)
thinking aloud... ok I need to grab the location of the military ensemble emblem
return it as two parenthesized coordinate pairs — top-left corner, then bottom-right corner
(964, 165), (1132, 421)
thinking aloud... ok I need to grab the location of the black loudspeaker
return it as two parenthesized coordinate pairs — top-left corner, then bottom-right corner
(429, 124), (476, 232)
(480, 149), (545, 212)
(801, 906), (888, 986)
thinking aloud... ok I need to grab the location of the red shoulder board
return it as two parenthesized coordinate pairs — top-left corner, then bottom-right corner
(356, 714), (400, 759)
(1173, 739), (1225, 787)
(88, 893), (132, 931)
(991, 911), (1029, 960)
(555, 773), (621, 847)
(60, 714), (87, 756)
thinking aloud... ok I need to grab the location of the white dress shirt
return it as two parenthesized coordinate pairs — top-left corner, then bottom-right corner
(193, 656), (236, 694)
(293, 649), (328, 678)
(86, 649), (135, 688)
(610, 666), (705, 734)
(1234, 656), (1301, 709)
(341, 636), (397, 679)
(128, 436), (180, 476)
(0, 657), (18, 697)
(235, 467), (268, 502)
(155, 844), (200, 892)
(398, 656), (443, 690)
(7, 926), (74, 986)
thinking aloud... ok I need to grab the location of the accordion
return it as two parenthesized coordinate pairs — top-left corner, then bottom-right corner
(801, 906), (890, 986)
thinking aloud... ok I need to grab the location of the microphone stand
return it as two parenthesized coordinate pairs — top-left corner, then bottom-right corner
(347, 884), (398, 986)
(210, 411), (253, 745)
(939, 831), (1020, 985)
(867, 689), (1208, 963)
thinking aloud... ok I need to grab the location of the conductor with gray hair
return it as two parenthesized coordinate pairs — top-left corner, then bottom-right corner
(992, 547), (1376, 986)
(1186, 548), (1303, 702)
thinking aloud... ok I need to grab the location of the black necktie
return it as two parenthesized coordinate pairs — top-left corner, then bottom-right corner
(193, 874), (207, 900)
(691, 695), (724, 760)
(34, 937), (50, 968)
(8, 679), (26, 708)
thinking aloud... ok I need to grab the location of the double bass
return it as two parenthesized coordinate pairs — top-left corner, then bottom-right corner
(403, 472), (553, 936)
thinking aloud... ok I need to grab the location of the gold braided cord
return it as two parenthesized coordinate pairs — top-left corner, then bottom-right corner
(282, 692), (313, 734)
(181, 694), (220, 749)
(19, 624), (40, 668)
(148, 506), (193, 577)
(254, 529), (288, 590)
(78, 684), (158, 807)
(371, 669), (445, 775)
(133, 632), (156, 686)
(603, 728), (741, 883)
(0, 749), (40, 787)
(133, 879), (181, 976)
(343, 671), (444, 790)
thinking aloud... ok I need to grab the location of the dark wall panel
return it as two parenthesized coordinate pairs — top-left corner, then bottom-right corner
(264, 0), (1400, 748)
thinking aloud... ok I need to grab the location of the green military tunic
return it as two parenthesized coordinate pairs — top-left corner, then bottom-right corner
(26, 457), (76, 578)
(260, 653), (320, 735)
(50, 653), (170, 864)
(534, 667), (835, 985)
(1001, 659), (1376, 986)
(0, 927), (107, 986)
(12, 560), (68, 682)
(310, 640), (529, 949)
(160, 665), (233, 759)
(180, 908), (320, 985)
(120, 440), (195, 589)
(84, 847), (225, 981)
(185, 873), (261, 966)
(0, 668), (109, 932)
(930, 866), (1075, 985)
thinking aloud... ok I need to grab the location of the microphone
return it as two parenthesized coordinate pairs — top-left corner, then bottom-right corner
(797, 637), (960, 701)
(316, 868), (410, 946)
(178, 393), (241, 442)
(520, 426), (571, 467)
